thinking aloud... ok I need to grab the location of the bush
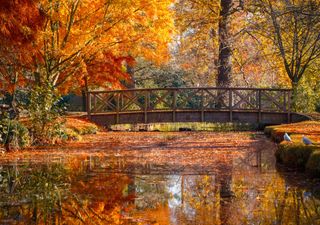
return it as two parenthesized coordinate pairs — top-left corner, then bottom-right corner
(316, 102), (320, 113)
(28, 85), (66, 144)
(276, 143), (316, 168)
(306, 151), (320, 177)
(0, 118), (31, 150)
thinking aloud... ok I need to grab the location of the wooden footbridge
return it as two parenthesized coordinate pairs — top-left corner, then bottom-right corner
(86, 87), (310, 126)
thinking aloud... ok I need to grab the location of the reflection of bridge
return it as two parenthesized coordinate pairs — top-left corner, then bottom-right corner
(86, 87), (310, 126)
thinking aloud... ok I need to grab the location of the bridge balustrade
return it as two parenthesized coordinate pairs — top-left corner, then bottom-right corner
(86, 87), (297, 125)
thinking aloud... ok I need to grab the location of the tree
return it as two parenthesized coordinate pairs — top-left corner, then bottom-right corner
(22, 0), (174, 93)
(174, 0), (244, 87)
(174, 0), (220, 86)
(217, 0), (244, 87)
(0, 0), (174, 142)
(0, 0), (43, 113)
(250, 0), (320, 108)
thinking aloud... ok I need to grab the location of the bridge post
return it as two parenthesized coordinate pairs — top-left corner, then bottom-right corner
(144, 91), (149, 123)
(258, 90), (262, 123)
(229, 89), (233, 122)
(86, 92), (91, 119)
(287, 91), (291, 123)
(116, 93), (120, 124)
(201, 89), (204, 122)
(173, 90), (177, 122)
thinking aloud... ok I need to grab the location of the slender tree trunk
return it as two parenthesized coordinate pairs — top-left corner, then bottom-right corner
(82, 76), (89, 112)
(126, 63), (135, 89)
(217, 0), (233, 87)
(291, 81), (299, 112)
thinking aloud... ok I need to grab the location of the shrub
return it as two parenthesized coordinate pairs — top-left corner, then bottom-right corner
(0, 118), (31, 150)
(276, 143), (316, 168)
(28, 85), (66, 144)
(306, 151), (320, 177)
(316, 102), (320, 113)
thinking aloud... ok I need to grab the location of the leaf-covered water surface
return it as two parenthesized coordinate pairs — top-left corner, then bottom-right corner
(0, 132), (319, 225)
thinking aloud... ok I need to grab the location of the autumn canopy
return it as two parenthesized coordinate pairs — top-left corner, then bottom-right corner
(0, 0), (319, 112)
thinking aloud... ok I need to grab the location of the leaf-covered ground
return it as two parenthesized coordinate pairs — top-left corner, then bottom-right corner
(1, 132), (274, 171)
(265, 121), (320, 143)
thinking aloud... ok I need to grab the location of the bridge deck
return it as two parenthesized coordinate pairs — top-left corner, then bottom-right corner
(86, 87), (309, 126)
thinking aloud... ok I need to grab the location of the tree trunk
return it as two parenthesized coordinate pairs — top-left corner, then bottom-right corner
(82, 76), (89, 112)
(126, 63), (135, 89)
(217, 0), (233, 87)
(291, 81), (299, 112)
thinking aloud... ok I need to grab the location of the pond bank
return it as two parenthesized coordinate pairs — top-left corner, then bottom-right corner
(265, 121), (320, 177)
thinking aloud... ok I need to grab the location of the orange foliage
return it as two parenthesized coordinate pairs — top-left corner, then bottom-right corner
(0, 0), (174, 94)
(267, 121), (320, 143)
(35, 0), (173, 93)
(0, 0), (42, 44)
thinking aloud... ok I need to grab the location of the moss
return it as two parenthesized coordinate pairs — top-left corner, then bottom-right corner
(71, 125), (98, 135)
(111, 122), (258, 132)
(263, 126), (274, 136)
(64, 117), (99, 135)
(276, 143), (318, 168)
(306, 151), (320, 177)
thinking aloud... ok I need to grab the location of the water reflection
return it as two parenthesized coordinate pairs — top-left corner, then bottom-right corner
(0, 145), (319, 224)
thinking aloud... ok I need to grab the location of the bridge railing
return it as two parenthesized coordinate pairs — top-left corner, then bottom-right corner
(87, 87), (292, 120)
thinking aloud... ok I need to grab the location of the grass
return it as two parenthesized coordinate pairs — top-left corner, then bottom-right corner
(110, 122), (258, 132)
(20, 116), (99, 143)
(62, 116), (99, 141)
(265, 121), (320, 177)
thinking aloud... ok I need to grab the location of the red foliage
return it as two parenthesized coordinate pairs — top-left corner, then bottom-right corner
(0, 0), (43, 44)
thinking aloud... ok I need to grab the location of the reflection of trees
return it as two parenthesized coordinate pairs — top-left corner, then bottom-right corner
(0, 159), (135, 224)
(169, 175), (221, 224)
(229, 174), (320, 225)
(0, 153), (319, 225)
(0, 163), (69, 224)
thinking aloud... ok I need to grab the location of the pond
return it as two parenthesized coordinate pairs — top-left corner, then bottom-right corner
(0, 132), (319, 225)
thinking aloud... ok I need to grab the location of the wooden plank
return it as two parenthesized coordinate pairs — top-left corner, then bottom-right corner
(173, 90), (177, 122)
(86, 92), (91, 119)
(88, 87), (292, 94)
(261, 90), (284, 111)
(201, 89), (204, 122)
(177, 88), (202, 109)
(144, 91), (149, 123)
(121, 91), (144, 111)
(116, 93), (120, 124)
(258, 90), (261, 123)
(232, 90), (257, 109)
(150, 90), (172, 109)
(204, 89), (228, 108)
(229, 89), (233, 122)
(288, 91), (291, 123)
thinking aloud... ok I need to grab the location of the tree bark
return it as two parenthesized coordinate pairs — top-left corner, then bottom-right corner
(126, 63), (135, 89)
(217, 0), (233, 87)
(82, 76), (89, 112)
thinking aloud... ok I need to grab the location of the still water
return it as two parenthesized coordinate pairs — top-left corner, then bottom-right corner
(0, 132), (319, 225)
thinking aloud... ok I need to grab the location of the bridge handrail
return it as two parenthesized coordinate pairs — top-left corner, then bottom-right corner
(86, 87), (292, 123)
(87, 87), (292, 94)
